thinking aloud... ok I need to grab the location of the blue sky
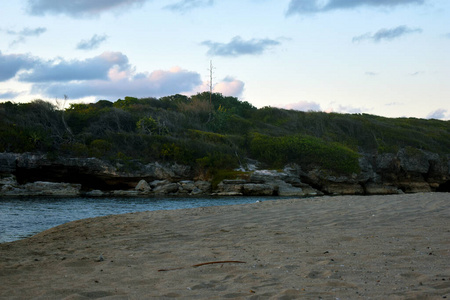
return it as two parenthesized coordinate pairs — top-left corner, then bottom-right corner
(0, 0), (449, 119)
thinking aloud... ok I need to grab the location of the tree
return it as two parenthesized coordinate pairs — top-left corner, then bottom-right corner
(136, 117), (158, 134)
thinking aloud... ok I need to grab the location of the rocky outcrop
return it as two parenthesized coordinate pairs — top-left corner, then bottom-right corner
(368, 149), (449, 193)
(135, 179), (151, 193)
(151, 181), (180, 195)
(0, 148), (449, 197)
(1, 153), (193, 190)
(363, 183), (403, 195)
(214, 169), (322, 197)
(0, 153), (17, 174)
(1, 175), (81, 196)
(295, 149), (449, 195)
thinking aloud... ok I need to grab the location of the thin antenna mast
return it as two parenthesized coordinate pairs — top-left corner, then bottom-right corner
(209, 60), (213, 105)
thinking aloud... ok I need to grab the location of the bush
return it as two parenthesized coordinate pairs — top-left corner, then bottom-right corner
(160, 142), (195, 164)
(249, 133), (360, 175)
(196, 152), (240, 185)
(136, 117), (158, 134)
(89, 139), (112, 158)
(0, 125), (36, 152)
(188, 129), (226, 144)
(1, 95), (448, 178)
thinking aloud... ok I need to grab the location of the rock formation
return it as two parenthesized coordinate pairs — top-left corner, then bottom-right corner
(0, 148), (449, 197)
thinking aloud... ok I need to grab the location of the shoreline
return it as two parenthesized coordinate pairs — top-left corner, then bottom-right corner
(1, 193), (449, 299)
(0, 195), (279, 244)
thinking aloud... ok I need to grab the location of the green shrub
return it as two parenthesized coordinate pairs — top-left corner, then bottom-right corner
(0, 125), (35, 152)
(188, 129), (226, 143)
(249, 133), (360, 175)
(62, 142), (89, 157)
(136, 117), (158, 134)
(89, 139), (112, 157)
(1, 95), (448, 177)
(196, 152), (240, 186)
(160, 142), (194, 164)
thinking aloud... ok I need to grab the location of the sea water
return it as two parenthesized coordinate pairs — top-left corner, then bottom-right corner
(0, 196), (275, 243)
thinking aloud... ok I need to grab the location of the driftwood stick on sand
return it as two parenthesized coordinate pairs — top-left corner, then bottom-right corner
(158, 260), (246, 272)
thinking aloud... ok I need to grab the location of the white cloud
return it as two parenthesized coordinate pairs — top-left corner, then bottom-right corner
(213, 77), (245, 97)
(287, 0), (425, 15)
(325, 102), (370, 114)
(409, 71), (424, 76)
(337, 105), (364, 114)
(6, 27), (47, 46)
(165, 0), (214, 12)
(31, 67), (202, 99)
(0, 51), (38, 81)
(426, 109), (448, 120)
(353, 26), (422, 43)
(1, 50), (210, 100)
(7, 27), (47, 37)
(18, 52), (130, 82)
(26, 0), (149, 17)
(281, 101), (322, 112)
(76, 34), (108, 50)
(201, 36), (282, 57)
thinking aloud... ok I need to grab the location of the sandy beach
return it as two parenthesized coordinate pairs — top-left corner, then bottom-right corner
(1, 193), (449, 299)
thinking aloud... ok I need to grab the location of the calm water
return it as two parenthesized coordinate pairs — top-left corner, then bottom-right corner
(0, 196), (275, 243)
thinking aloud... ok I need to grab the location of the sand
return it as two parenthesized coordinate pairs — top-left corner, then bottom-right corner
(1, 193), (449, 299)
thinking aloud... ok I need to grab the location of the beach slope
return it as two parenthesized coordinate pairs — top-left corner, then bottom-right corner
(1, 193), (449, 299)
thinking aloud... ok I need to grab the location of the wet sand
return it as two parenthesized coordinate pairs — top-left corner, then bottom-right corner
(1, 193), (449, 299)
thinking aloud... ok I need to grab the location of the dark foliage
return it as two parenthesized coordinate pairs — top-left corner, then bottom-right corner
(1, 94), (448, 177)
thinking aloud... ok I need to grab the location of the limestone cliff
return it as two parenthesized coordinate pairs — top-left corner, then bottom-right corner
(0, 148), (449, 197)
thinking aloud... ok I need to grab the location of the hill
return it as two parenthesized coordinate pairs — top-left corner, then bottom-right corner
(0, 93), (449, 195)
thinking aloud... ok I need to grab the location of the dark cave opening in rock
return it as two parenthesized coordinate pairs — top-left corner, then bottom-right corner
(14, 166), (139, 191)
(436, 180), (450, 192)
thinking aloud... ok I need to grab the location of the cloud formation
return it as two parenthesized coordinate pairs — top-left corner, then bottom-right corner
(334, 104), (364, 114)
(409, 71), (424, 76)
(325, 102), (369, 114)
(1, 50), (245, 100)
(201, 36), (281, 57)
(279, 101), (367, 114)
(165, 0), (214, 12)
(18, 52), (130, 83)
(282, 101), (322, 112)
(426, 109), (448, 120)
(26, 0), (148, 17)
(6, 27), (47, 46)
(7, 27), (47, 37)
(0, 51), (38, 81)
(76, 34), (109, 50)
(287, 0), (425, 15)
(32, 67), (202, 99)
(353, 26), (422, 43)
(213, 76), (245, 97)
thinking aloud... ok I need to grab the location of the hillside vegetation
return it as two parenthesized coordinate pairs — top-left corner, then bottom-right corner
(1, 93), (449, 177)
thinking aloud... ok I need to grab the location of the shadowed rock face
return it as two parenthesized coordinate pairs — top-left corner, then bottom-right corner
(0, 148), (449, 196)
(437, 180), (450, 192)
(15, 164), (140, 190)
(3, 153), (193, 191)
(12, 157), (138, 190)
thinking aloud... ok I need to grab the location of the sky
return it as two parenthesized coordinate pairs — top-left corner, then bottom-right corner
(0, 0), (449, 120)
